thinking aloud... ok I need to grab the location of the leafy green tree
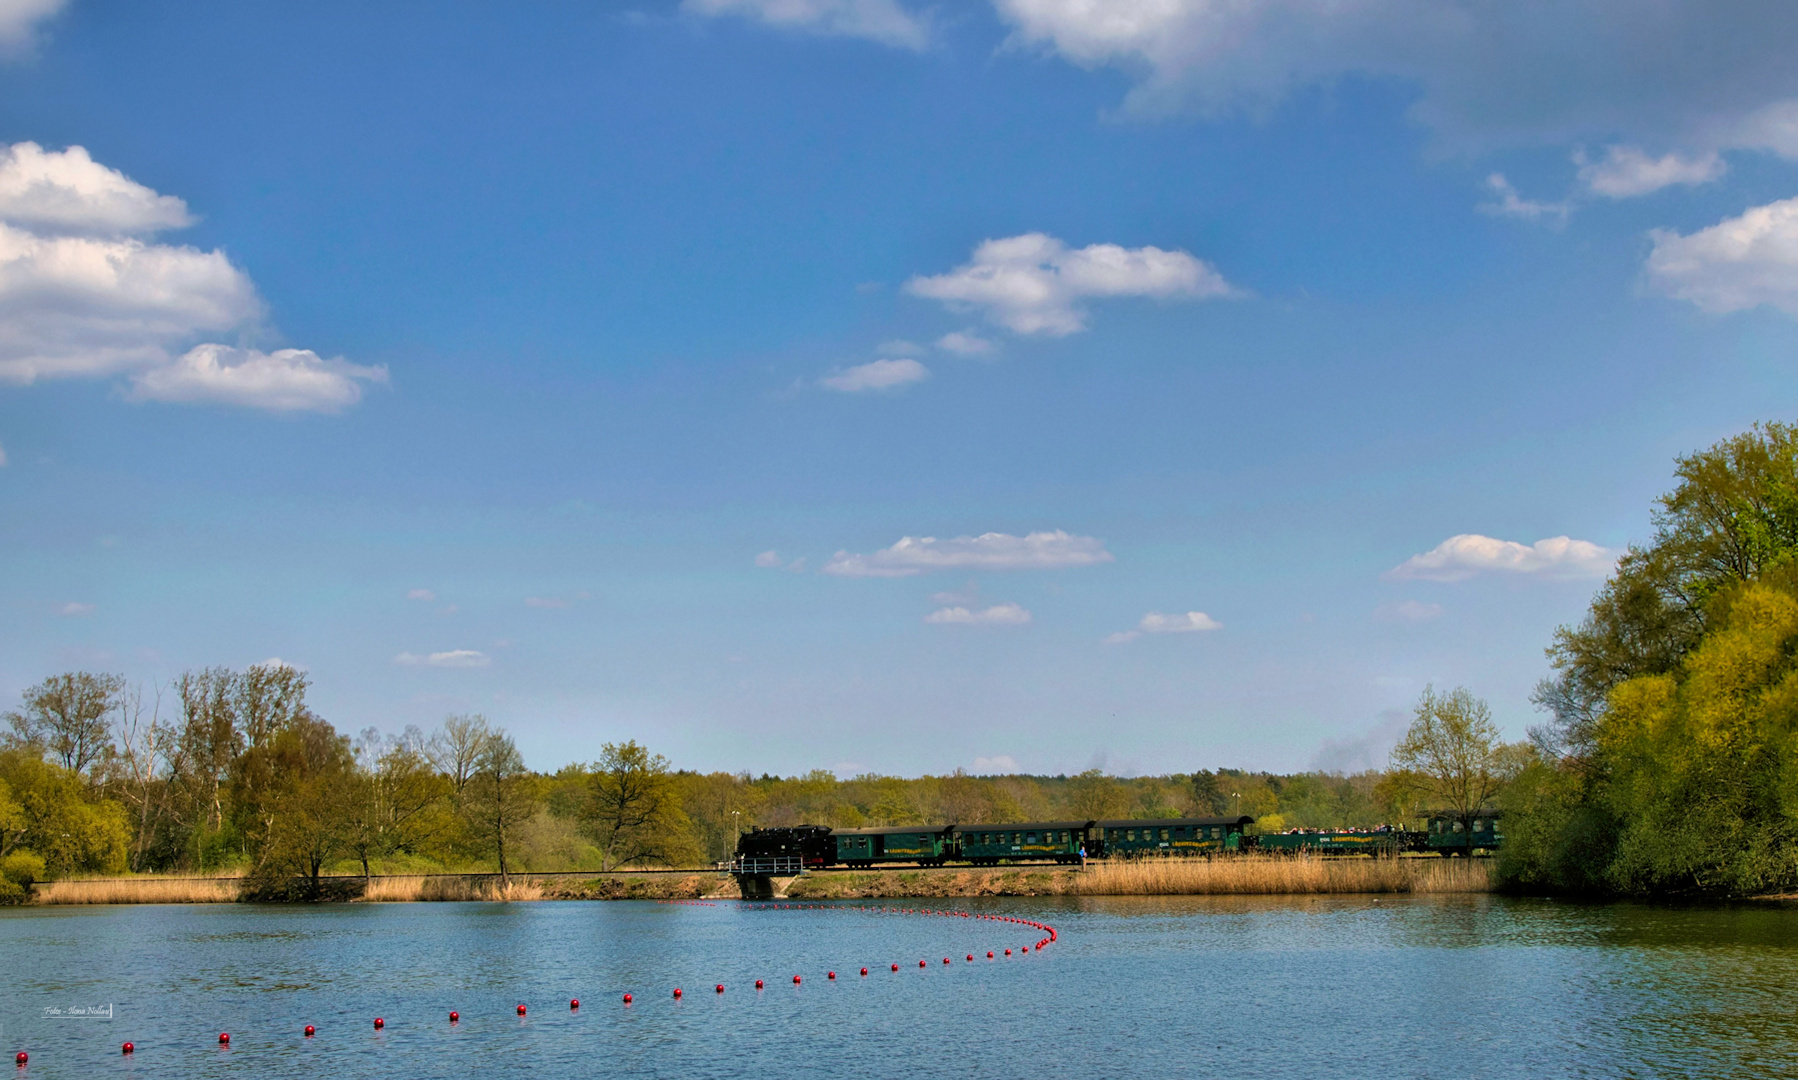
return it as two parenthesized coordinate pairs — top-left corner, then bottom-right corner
(246, 716), (359, 899)
(0, 748), (129, 875)
(465, 731), (537, 884)
(581, 741), (696, 870)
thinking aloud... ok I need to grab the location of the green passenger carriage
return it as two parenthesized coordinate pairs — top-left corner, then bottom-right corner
(1251, 829), (1411, 855)
(953, 821), (1089, 865)
(1425, 811), (1503, 855)
(1094, 816), (1254, 857)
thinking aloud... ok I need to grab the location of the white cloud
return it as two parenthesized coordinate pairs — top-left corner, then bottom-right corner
(683, 0), (929, 50)
(525, 596), (572, 608)
(0, 142), (370, 410)
(924, 602), (1032, 625)
(973, 754), (1020, 773)
(1386, 534), (1619, 582)
(824, 529), (1114, 577)
(0, 0), (66, 56)
(56, 600), (93, 617)
(935, 329), (995, 356)
(406, 588), (435, 601)
(1477, 174), (1569, 224)
(754, 550), (783, 568)
(1730, 99), (1798, 159)
(1375, 599), (1444, 623)
(128, 345), (386, 412)
(0, 220), (261, 383)
(906, 232), (1234, 336)
(820, 356), (929, 392)
(1106, 609), (1222, 643)
(990, 1), (1798, 156)
(1646, 197), (1798, 317)
(255, 657), (305, 671)
(1575, 145), (1726, 198)
(394, 649), (491, 668)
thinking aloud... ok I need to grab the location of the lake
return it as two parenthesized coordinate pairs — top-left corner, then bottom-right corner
(2, 894), (1796, 1078)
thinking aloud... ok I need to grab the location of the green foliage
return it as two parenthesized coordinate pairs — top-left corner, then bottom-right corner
(0, 851), (45, 904)
(1506, 423), (1798, 897)
(0, 749), (128, 875)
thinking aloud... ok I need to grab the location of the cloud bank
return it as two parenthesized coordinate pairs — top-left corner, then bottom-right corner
(824, 529), (1114, 577)
(1387, 533), (1619, 582)
(820, 356), (929, 392)
(0, 142), (378, 411)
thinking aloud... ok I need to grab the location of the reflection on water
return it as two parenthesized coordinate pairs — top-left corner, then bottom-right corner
(1, 894), (1795, 1078)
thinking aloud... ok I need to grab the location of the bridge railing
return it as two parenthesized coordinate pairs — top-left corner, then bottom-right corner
(720, 856), (808, 876)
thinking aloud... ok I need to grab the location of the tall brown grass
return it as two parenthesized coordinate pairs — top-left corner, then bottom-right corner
(1073, 855), (1492, 896)
(357, 876), (544, 902)
(34, 875), (242, 905)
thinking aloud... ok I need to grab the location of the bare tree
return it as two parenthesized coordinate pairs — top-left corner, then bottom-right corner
(429, 714), (491, 798)
(1390, 686), (1509, 852)
(4, 672), (124, 777)
(111, 683), (180, 872)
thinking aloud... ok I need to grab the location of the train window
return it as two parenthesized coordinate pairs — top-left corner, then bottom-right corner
(1160, 829), (1170, 841)
(1476, 820), (1489, 832)
(1126, 830), (1136, 841)
(1211, 827), (1222, 839)
(1452, 821), (1464, 833)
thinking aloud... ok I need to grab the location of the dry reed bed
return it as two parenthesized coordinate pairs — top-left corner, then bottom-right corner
(34, 875), (243, 905)
(1073, 855), (1493, 896)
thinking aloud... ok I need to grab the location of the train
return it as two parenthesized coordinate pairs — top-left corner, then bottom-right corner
(732, 811), (1502, 869)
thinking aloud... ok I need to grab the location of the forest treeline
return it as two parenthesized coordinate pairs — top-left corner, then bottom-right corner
(1, 661), (1441, 899)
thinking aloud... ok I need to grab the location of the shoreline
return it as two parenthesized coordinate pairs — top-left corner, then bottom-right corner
(23, 856), (1495, 905)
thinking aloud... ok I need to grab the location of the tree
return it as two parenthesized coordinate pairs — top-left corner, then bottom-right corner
(1390, 686), (1512, 852)
(581, 741), (693, 870)
(464, 731), (536, 884)
(429, 714), (490, 799)
(346, 728), (455, 878)
(244, 715), (359, 900)
(1190, 770), (1228, 815)
(4, 672), (124, 777)
(0, 748), (129, 875)
(1067, 769), (1128, 819)
(1539, 423), (1798, 757)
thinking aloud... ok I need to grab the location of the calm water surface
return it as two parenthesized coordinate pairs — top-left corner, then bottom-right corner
(1, 894), (1795, 1078)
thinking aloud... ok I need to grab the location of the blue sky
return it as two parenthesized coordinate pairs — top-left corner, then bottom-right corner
(3, 0), (1798, 776)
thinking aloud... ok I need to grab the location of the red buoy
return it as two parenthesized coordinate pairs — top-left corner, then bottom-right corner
(305, 1025), (315, 1037)
(918, 960), (926, 967)
(942, 957), (951, 965)
(449, 1011), (460, 1023)
(14, 1052), (25, 1065)
(570, 999), (580, 1010)
(1021, 946), (1029, 953)
(672, 989), (682, 998)
(1004, 949), (1011, 955)
(218, 1033), (230, 1045)
(374, 1018), (384, 1030)
(622, 994), (633, 1004)
(792, 975), (801, 984)
(755, 980), (764, 989)
(827, 971), (836, 980)
(987, 951), (994, 958)
(860, 968), (868, 976)
(122, 1042), (134, 1054)
(891, 964), (898, 971)
(967, 954), (974, 962)
(516, 1004), (527, 1016)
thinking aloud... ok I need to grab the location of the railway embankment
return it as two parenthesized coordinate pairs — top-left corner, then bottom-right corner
(28, 856), (1492, 904)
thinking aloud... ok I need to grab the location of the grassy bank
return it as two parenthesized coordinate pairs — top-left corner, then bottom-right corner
(28, 871), (732, 905)
(33, 873), (244, 905)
